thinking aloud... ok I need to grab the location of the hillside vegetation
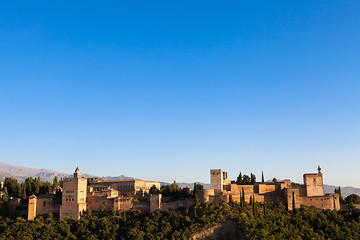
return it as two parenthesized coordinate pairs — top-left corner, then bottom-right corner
(1, 200), (360, 240)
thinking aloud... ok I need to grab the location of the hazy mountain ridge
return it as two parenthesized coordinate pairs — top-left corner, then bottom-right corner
(0, 162), (135, 182)
(0, 162), (359, 197)
(101, 175), (136, 181)
(323, 185), (360, 198)
(0, 162), (72, 182)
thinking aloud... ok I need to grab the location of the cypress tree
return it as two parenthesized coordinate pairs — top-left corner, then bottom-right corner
(263, 203), (266, 215)
(242, 187), (245, 204)
(252, 195), (256, 217)
(123, 211), (127, 222)
(240, 191), (243, 207)
(20, 184), (27, 200)
(236, 172), (242, 185)
(262, 171), (264, 182)
(34, 177), (40, 195)
(53, 176), (60, 187)
(250, 173), (256, 185)
(194, 192), (199, 206)
(60, 177), (63, 188)
(292, 191), (296, 213)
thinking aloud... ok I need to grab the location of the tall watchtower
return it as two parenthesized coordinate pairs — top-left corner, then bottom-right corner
(303, 166), (325, 197)
(210, 169), (224, 194)
(60, 167), (87, 220)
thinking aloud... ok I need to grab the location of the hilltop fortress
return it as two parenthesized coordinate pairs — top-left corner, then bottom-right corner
(28, 167), (163, 220)
(21, 166), (340, 220)
(199, 166), (340, 211)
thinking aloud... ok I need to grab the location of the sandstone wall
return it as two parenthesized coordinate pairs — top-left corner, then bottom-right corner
(36, 197), (61, 216)
(162, 199), (194, 210)
(299, 194), (340, 210)
(87, 195), (120, 211)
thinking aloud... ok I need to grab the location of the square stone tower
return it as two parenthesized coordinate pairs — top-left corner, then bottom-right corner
(210, 169), (224, 194)
(60, 167), (87, 220)
(303, 173), (324, 197)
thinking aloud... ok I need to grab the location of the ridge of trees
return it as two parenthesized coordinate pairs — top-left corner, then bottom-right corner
(1, 200), (360, 239)
(235, 172), (257, 185)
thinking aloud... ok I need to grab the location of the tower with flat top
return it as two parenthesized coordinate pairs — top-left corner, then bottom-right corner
(303, 165), (325, 197)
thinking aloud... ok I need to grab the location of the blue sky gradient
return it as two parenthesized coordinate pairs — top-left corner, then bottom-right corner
(1, 1), (359, 186)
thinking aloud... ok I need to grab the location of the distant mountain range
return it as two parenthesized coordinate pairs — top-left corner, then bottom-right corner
(0, 162), (134, 182)
(0, 162), (359, 197)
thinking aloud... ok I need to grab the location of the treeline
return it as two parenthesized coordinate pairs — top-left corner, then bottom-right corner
(1, 199), (360, 239)
(1, 177), (62, 202)
(234, 202), (360, 239)
(236, 172), (259, 185)
(0, 201), (228, 240)
(149, 181), (202, 200)
(0, 177), (62, 217)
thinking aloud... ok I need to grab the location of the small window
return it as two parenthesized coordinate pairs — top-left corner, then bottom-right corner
(314, 178), (316, 181)
(43, 202), (46, 206)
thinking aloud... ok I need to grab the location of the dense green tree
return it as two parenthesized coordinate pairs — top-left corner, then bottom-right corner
(194, 183), (203, 192)
(1, 187), (9, 202)
(242, 175), (251, 185)
(20, 184), (27, 201)
(160, 181), (192, 199)
(252, 196), (256, 216)
(241, 187), (245, 206)
(262, 171), (264, 182)
(34, 177), (41, 195)
(59, 177), (63, 188)
(236, 172), (242, 185)
(53, 176), (60, 187)
(149, 185), (160, 194)
(3, 178), (20, 198)
(250, 173), (256, 185)
(292, 191), (296, 213)
(0, 201), (360, 239)
(335, 186), (345, 204)
(345, 194), (360, 204)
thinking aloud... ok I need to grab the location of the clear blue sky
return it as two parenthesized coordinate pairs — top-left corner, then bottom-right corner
(1, 1), (359, 187)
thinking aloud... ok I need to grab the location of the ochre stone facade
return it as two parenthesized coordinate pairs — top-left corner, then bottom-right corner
(59, 167), (87, 220)
(27, 167), (162, 220)
(201, 167), (340, 211)
(88, 179), (160, 197)
(26, 166), (341, 221)
(27, 194), (61, 220)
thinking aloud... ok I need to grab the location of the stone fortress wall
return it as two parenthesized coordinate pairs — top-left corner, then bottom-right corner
(26, 166), (340, 221)
(26, 167), (172, 220)
(200, 166), (340, 211)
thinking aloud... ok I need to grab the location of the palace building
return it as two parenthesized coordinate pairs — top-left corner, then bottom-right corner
(27, 167), (161, 220)
(199, 166), (340, 211)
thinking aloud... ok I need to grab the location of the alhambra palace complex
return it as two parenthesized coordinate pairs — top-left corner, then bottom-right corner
(199, 167), (340, 211)
(19, 166), (339, 220)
